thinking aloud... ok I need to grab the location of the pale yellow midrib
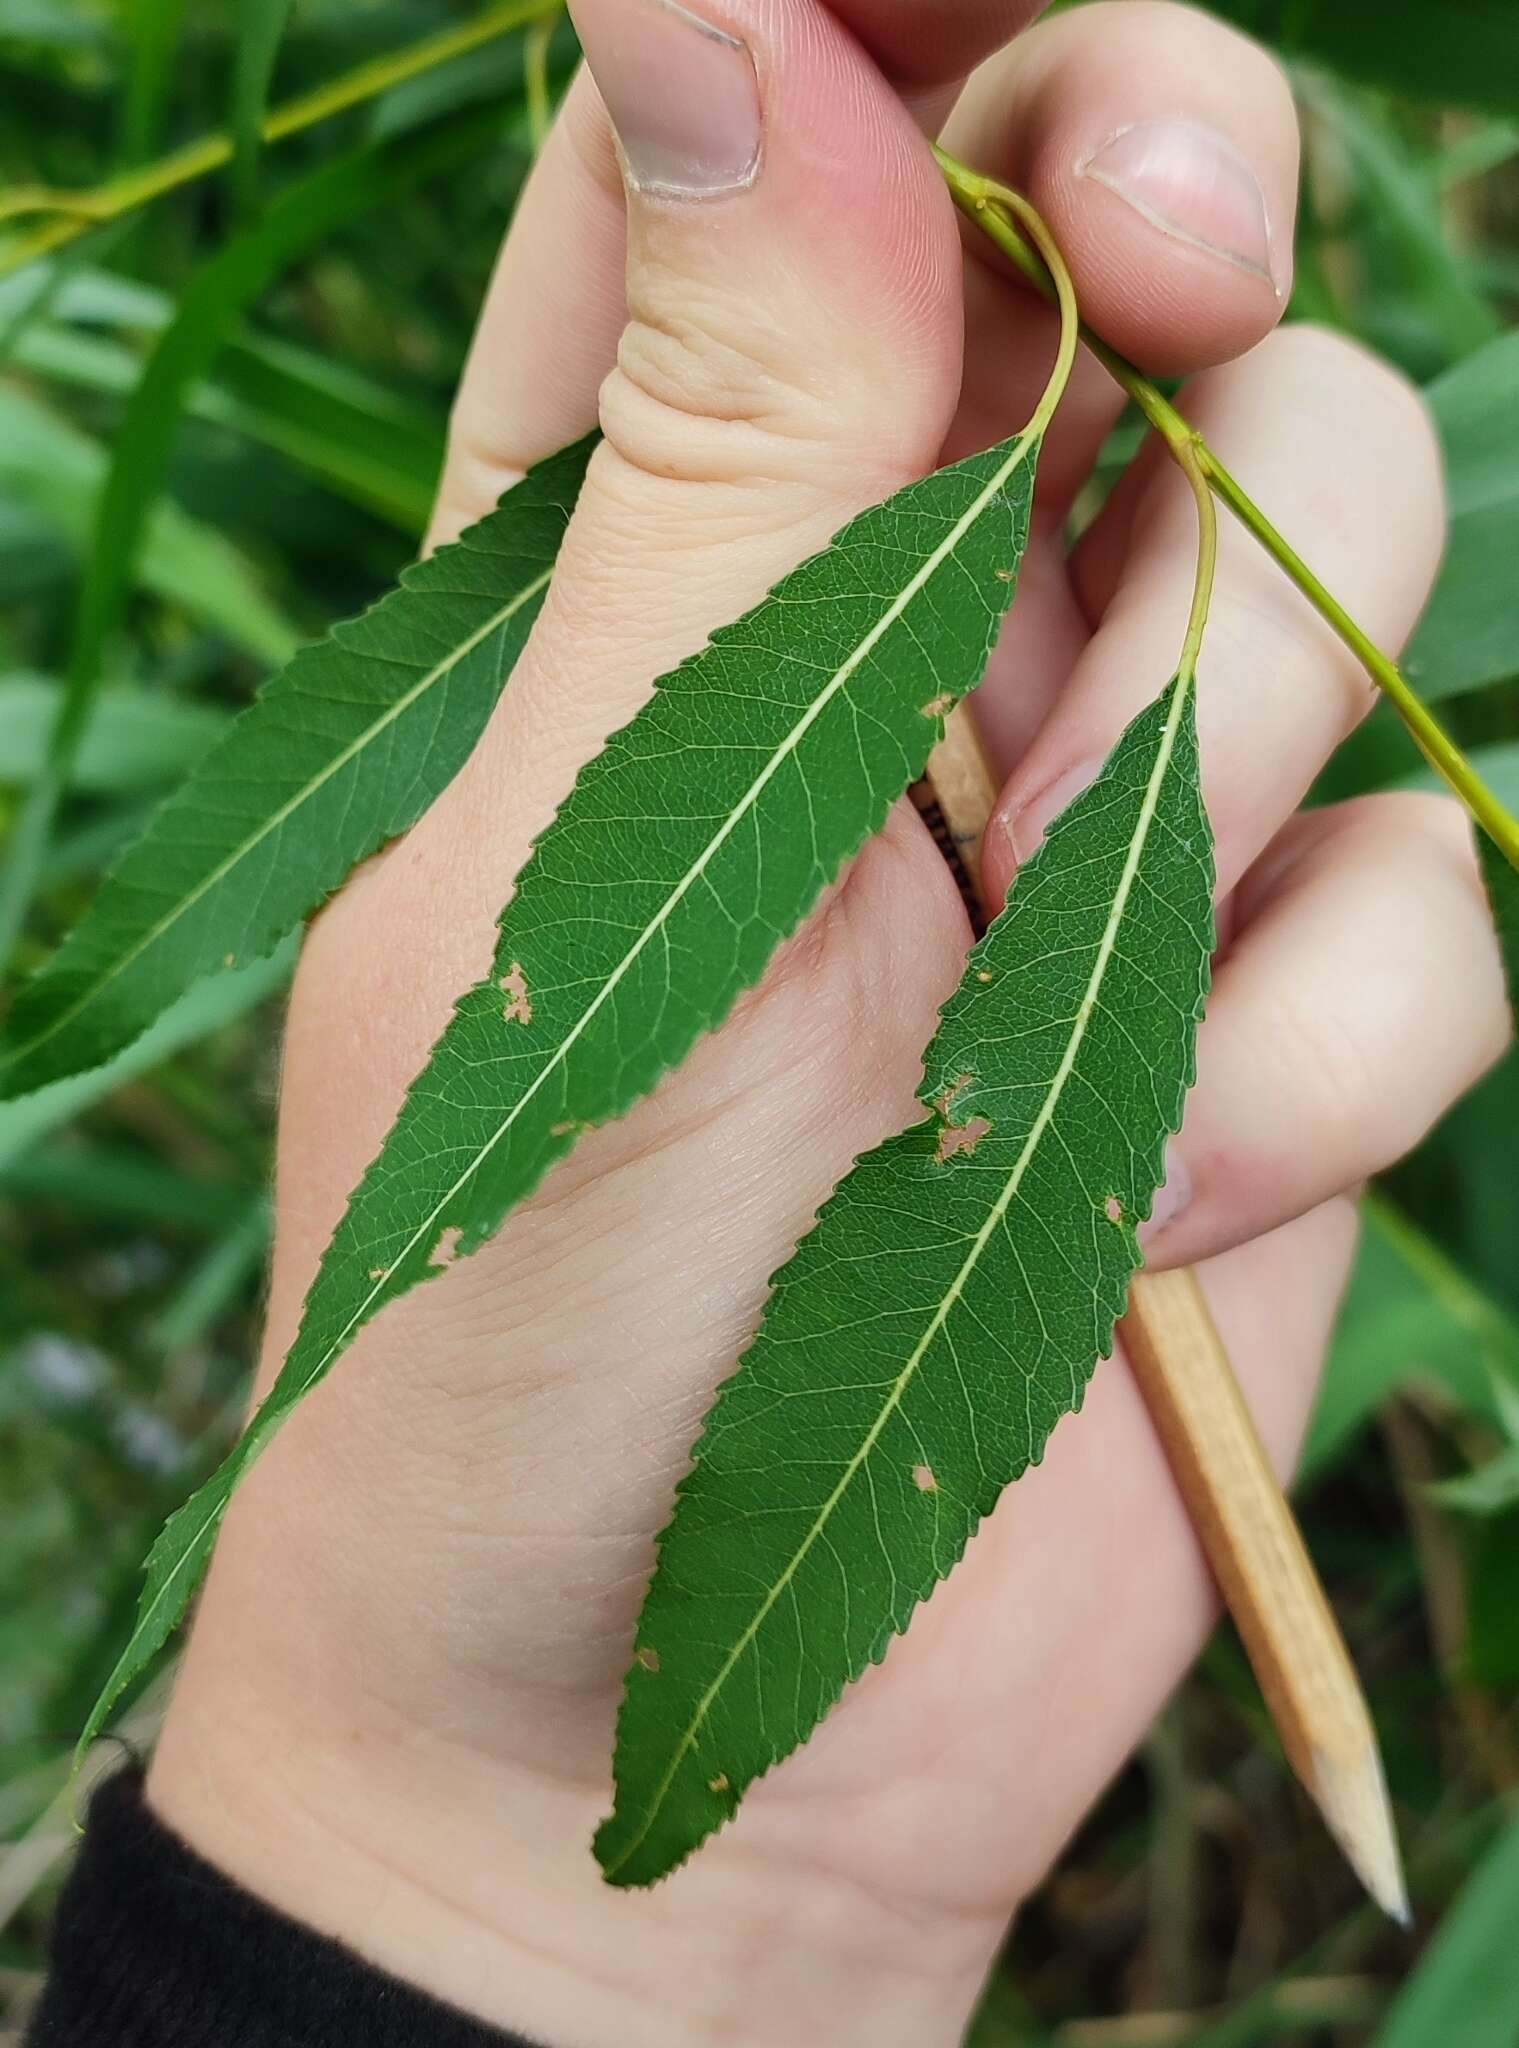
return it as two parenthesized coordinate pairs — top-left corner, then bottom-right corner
(8, 569), (553, 1069)
(125, 433), (1043, 1679)
(607, 669), (1193, 1877)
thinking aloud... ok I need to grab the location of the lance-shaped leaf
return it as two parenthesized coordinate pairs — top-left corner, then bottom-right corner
(76, 427), (1046, 1756)
(596, 669), (1214, 1888)
(1, 436), (596, 1101)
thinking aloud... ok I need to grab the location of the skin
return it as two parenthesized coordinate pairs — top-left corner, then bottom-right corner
(148, 5), (1510, 2045)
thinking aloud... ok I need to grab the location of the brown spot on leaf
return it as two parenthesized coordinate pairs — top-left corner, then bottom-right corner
(223, 953), (236, 969)
(976, 970), (994, 984)
(709, 1773), (730, 1793)
(369, 1266), (386, 1282)
(635, 1645), (660, 1674)
(937, 1114), (991, 1164)
(994, 566), (1018, 583)
(934, 1073), (974, 1121)
(1104, 1195), (1124, 1225)
(920, 692), (955, 719)
(913, 1464), (938, 1493)
(499, 961), (533, 1026)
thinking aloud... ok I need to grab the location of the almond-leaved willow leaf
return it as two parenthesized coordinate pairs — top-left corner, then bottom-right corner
(0, 435), (596, 1101)
(596, 667), (1214, 1888)
(78, 422), (1052, 1758)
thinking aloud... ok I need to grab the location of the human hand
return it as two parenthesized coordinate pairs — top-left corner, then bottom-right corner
(148, 4), (1509, 2044)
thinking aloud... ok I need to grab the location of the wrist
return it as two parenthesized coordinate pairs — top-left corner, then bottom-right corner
(150, 1658), (991, 2048)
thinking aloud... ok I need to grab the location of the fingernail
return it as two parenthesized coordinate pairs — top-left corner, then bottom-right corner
(1079, 119), (1279, 292)
(998, 757), (1104, 870)
(571, 0), (761, 199)
(1143, 1145), (1192, 1242)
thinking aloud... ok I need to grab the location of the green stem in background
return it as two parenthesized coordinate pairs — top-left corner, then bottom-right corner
(0, 0), (558, 280)
(935, 145), (1519, 877)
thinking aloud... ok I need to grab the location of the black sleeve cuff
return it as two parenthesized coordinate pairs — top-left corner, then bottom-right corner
(26, 1766), (542, 2048)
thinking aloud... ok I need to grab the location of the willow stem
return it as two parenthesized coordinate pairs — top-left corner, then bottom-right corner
(0, 0), (558, 281)
(986, 181), (1079, 443)
(935, 145), (1519, 874)
(1176, 443), (1219, 684)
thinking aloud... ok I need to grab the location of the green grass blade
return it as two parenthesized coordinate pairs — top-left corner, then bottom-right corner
(0, 673), (229, 792)
(120, 0), (189, 165)
(9, 309), (444, 531)
(1208, 0), (1519, 118)
(1405, 332), (1519, 702)
(1374, 1816), (1519, 2047)
(0, 382), (295, 663)
(0, 939), (296, 1177)
(597, 669), (1214, 1886)
(230, 0), (294, 215)
(0, 108), (511, 968)
(1, 435), (595, 1102)
(80, 427), (1046, 1758)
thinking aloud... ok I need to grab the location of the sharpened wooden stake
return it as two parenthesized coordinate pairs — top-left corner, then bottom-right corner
(921, 703), (1409, 1925)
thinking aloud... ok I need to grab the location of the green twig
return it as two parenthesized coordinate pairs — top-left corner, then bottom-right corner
(0, 0), (557, 280)
(935, 145), (1519, 875)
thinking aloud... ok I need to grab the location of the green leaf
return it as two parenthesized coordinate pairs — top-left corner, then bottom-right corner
(79, 427), (1047, 1758)
(1374, 1816), (1519, 2048)
(597, 669), (1214, 1887)
(120, 0), (189, 164)
(7, 290), (444, 532)
(0, 436), (595, 1101)
(0, 107), (517, 970)
(1305, 1193), (1519, 1479)
(1205, 0), (1519, 118)
(0, 673), (230, 793)
(1426, 1445), (1519, 1516)
(1399, 740), (1519, 814)
(0, 939), (296, 1177)
(230, 0), (294, 214)
(0, 383), (296, 665)
(1404, 333), (1519, 702)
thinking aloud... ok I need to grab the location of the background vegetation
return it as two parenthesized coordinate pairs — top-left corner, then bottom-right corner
(1, 1), (1517, 2040)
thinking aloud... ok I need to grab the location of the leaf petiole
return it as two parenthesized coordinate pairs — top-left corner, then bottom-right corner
(934, 145), (1519, 877)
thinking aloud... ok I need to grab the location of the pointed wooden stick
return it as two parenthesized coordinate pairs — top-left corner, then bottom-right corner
(921, 705), (1409, 1925)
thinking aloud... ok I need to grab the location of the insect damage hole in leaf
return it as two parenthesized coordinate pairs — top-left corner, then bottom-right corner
(430, 1228), (464, 1271)
(936, 1114), (992, 1163)
(499, 962), (533, 1026)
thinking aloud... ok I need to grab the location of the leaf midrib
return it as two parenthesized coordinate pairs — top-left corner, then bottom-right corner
(285, 430), (1042, 1404)
(4, 566), (553, 1074)
(603, 666), (1193, 1876)
(111, 431), (1040, 1728)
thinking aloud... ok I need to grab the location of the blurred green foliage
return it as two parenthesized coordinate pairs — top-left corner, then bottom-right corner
(0, 3), (1516, 2042)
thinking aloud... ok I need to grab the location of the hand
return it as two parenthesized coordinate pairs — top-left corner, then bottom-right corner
(148, 5), (1509, 2044)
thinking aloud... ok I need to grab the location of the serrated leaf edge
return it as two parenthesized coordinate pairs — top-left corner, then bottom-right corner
(599, 665), (1204, 1883)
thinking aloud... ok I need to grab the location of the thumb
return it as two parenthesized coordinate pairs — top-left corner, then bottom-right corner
(548, 0), (964, 682)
